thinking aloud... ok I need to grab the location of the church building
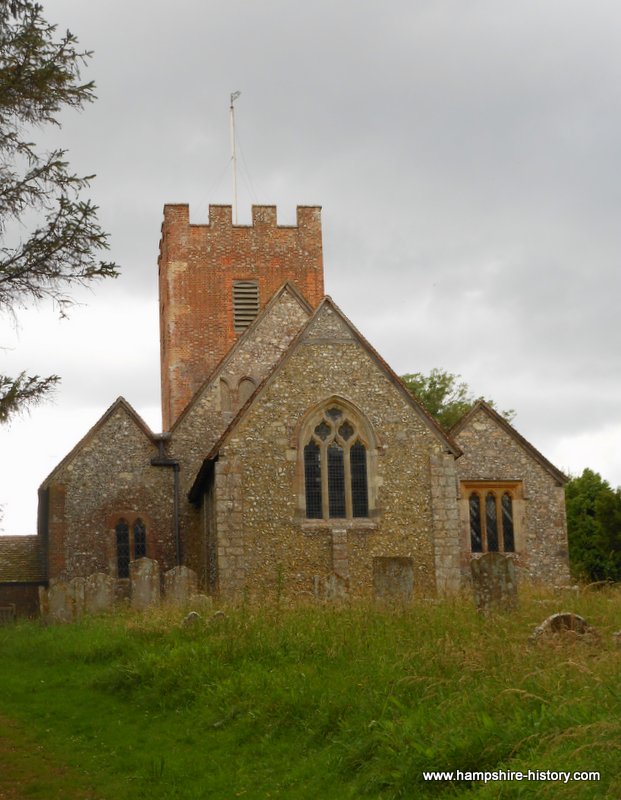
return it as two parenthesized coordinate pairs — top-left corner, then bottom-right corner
(0, 203), (571, 614)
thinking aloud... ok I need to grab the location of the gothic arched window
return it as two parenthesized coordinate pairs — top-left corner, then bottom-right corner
(303, 404), (370, 520)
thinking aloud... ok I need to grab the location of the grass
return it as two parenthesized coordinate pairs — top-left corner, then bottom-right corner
(0, 588), (620, 798)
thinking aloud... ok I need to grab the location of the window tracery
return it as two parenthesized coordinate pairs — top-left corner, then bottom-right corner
(303, 405), (370, 520)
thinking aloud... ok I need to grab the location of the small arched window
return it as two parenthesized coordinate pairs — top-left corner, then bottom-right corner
(302, 404), (371, 520)
(115, 517), (149, 578)
(116, 519), (130, 578)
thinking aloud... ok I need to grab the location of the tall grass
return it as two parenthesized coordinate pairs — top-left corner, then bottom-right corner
(0, 588), (620, 798)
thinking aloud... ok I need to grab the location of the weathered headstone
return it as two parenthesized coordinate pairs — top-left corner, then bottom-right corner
(46, 579), (74, 622)
(313, 573), (349, 600)
(373, 557), (414, 602)
(84, 572), (116, 614)
(70, 576), (86, 619)
(471, 552), (517, 613)
(530, 612), (593, 641)
(130, 557), (160, 610)
(182, 611), (201, 627)
(164, 565), (198, 605)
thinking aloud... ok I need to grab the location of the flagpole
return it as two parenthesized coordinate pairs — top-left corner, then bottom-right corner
(229, 91), (241, 224)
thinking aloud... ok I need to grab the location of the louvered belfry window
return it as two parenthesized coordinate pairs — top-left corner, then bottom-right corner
(233, 280), (260, 333)
(303, 406), (369, 520)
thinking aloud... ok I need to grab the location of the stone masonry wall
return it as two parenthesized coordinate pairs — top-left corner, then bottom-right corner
(44, 405), (176, 582)
(159, 204), (324, 429)
(171, 287), (311, 586)
(211, 304), (458, 600)
(453, 407), (570, 585)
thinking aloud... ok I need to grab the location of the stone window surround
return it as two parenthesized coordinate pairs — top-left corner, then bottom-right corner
(459, 481), (524, 556)
(106, 511), (154, 580)
(293, 396), (381, 529)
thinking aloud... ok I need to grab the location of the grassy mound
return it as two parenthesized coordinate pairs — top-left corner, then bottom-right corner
(0, 588), (619, 798)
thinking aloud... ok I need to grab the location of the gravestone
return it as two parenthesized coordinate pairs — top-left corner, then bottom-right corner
(471, 552), (517, 613)
(313, 572), (348, 600)
(46, 580), (74, 622)
(530, 612), (592, 641)
(85, 572), (116, 614)
(130, 557), (160, 610)
(164, 565), (198, 605)
(373, 557), (414, 602)
(70, 577), (86, 619)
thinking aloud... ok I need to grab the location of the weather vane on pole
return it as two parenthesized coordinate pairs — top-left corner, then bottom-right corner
(230, 91), (241, 224)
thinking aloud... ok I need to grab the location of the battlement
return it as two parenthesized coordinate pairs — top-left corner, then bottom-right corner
(158, 201), (324, 429)
(160, 203), (321, 233)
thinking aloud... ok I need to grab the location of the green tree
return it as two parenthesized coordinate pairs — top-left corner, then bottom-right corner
(401, 368), (514, 429)
(0, 0), (118, 422)
(565, 468), (621, 582)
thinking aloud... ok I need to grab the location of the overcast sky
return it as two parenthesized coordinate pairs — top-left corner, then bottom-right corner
(2, 0), (621, 534)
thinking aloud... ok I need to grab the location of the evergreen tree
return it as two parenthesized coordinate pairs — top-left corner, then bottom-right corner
(0, 1), (118, 422)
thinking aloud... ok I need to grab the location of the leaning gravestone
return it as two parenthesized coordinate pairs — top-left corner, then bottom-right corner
(164, 565), (198, 605)
(471, 552), (517, 613)
(85, 572), (116, 614)
(130, 557), (161, 610)
(529, 612), (593, 642)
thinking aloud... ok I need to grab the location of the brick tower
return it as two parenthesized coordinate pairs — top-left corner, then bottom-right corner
(158, 204), (324, 429)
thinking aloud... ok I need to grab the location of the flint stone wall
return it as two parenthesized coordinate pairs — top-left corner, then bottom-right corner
(207, 304), (461, 601)
(173, 288), (312, 589)
(454, 406), (570, 585)
(41, 402), (175, 584)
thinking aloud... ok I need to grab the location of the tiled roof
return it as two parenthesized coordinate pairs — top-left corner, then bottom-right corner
(0, 536), (46, 583)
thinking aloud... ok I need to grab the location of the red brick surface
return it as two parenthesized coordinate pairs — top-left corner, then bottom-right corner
(159, 204), (324, 429)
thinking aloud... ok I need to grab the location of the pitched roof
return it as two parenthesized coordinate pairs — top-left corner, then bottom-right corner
(170, 281), (313, 433)
(450, 400), (568, 485)
(189, 295), (462, 502)
(0, 536), (46, 583)
(40, 397), (156, 489)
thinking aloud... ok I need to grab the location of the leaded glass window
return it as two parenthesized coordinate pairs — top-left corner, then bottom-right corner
(115, 516), (149, 578)
(466, 486), (518, 554)
(486, 492), (499, 552)
(502, 493), (515, 552)
(134, 519), (147, 559)
(328, 442), (346, 517)
(116, 519), (130, 578)
(304, 441), (323, 519)
(350, 440), (369, 518)
(303, 405), (370, 520)
(469, 493), (483, 552)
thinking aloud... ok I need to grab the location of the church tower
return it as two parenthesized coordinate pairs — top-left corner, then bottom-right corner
(158, 203), (324, 429)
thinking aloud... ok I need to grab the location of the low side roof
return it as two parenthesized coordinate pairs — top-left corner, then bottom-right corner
(0, 536), (45, 583)
(451, 400), (568, 485)
(40, 397), (156, 489)
(189, 295), (462, 502)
